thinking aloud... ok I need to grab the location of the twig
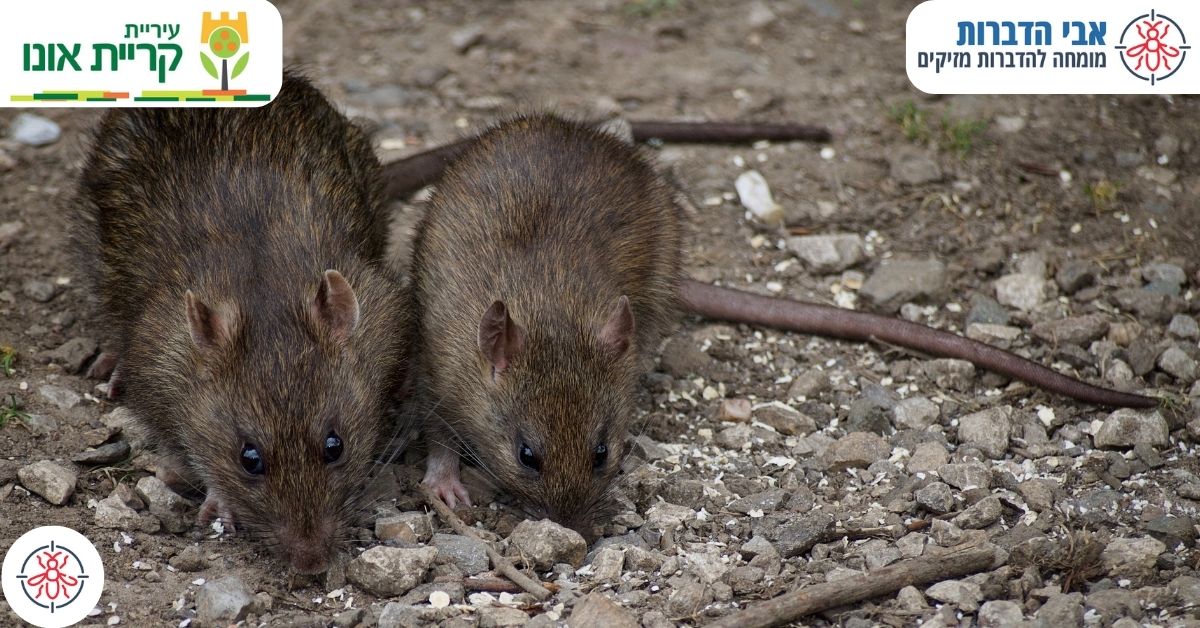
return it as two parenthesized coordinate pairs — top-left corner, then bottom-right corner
(464, 576), (561, 595)
(421, 486), (553, 601)
(706, 544), (999, 628)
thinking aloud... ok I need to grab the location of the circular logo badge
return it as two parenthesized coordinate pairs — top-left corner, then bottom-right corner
(2, 526), (105, 628)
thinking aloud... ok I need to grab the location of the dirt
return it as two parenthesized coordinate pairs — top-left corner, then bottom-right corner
(2, 1), (1199, 626)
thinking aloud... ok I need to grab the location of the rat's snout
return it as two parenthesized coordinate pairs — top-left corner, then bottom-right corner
(278, 520), (336, 575)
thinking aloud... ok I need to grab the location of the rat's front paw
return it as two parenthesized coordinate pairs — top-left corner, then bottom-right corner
(423, 471), (473, 509)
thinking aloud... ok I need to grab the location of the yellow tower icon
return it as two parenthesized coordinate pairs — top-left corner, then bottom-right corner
(201, 12), (249, 43)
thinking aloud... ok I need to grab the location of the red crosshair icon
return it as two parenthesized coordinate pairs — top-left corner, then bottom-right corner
(24, 550), (79, 602)
(1126, 20), (1181, 72)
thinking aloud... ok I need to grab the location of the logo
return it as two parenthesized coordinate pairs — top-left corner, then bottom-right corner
(2, 526), (105, 628)
(0, 0), (282, 107)
(1116, 10), (1190, 84)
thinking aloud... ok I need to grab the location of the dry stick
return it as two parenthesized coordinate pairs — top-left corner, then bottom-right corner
(464, 576), (561, 595)
(706, 545), (998, 628)
(421, 486), (553, 601)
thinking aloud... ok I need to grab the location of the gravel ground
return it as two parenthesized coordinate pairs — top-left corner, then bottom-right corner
(2, 1), (1199, 626)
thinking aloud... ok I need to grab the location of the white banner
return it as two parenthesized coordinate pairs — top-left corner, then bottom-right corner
(907, 1), (1199, 94)
(0, 0), (282, 107)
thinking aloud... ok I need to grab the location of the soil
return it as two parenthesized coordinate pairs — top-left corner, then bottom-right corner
(2, 1), (1198, 626)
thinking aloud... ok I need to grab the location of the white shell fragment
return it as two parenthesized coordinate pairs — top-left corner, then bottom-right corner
(735, 170), (783, 226)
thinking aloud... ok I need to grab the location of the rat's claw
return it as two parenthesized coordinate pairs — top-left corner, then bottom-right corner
(198, 493), (236, 534)
(423, 443), (473, 508)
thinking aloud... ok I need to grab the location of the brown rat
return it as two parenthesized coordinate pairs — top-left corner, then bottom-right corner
(401, 114), (1155, 533)
(73, 73), (410, 574)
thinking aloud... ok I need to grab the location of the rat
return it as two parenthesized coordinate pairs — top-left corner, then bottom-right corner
(400, 114), (1156, 534)
(72, 73), (410, 574)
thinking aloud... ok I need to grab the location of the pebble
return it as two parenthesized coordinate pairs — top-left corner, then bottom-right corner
(1031, 315), (1109, 346)
(994, 116), (1026, 133)
(0, 150), (14, 173)
(38, 384), (81, 410)
(589, 547), (625, 582)
(716, 398), (752, 422)
(753, 402), (816, 435)
(744, 1), (777, 29)
(1101, 536), (1166, 575)
(965, 323), (1022, 349)
(775, 512), (834, 557)
(72, 442), (131, 465)
(1034, 593), (1083, 628)
(889, 148), (943, 185)
(1168, 314), (1200, 340)
(1093, 409), (1169, 448)
(1017, 479), (1057, 512)
(376, 603), (425, 628)
(925, 579), (982, 611)
(376, 512), (432, 544)
(450, 24), (485, 52)
(9, 113), (62, 146)
(40, 338), (98, 374)
(1169, 576), (1200, 607)
(860, 258), (946, 312)
(978, 600), (1024, 626)
(1055, 261), (1097, 294)
(1146, 515), (1195, 548)
(507, 519), (587, 569)
(966, 295), (1010, 326)
(735, 170), (783, 225)
(432, 533), (489, 575)
(952, 495), (1002, 529)
(786, 233), (866, 273)
(994, 273), (1046, 312)
(18, 460), (77, 505)
(1141, 262), (1186, 287)
(94, 493), (141, 529)
(728, 488), (788, 514)
(196, 576), (254, 624)
(907, 441), (949, 473)
(1159, 346), (1199, 382)
(787, 370), (831, 399)
(957, 406), (1011, 458)
(666, 578), (712, 617)
(897, 585), (927, 610)
(22, 278), (59, 303)
(624, 545), (665, 572)
(20, 413), (58, 435)
(915, 481), (955, 514)
(938, 463), (991, 490)
(571, 592), (639, 627)
(824, 432), (891, 470)
(0, 221), (23, 251)
(1111, 288), (1172, 323)
(346, 546), (438, 596)
(477, 606), (528, 627)
(892, 398), (936, 432)
(135, 476), (193, 533)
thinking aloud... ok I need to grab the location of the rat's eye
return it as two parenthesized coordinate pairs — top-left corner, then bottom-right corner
(240, 443), (265, 475)
(518, 443), (541, 472)
(323, 431), (344, 464)
(593, 444), (608, 470)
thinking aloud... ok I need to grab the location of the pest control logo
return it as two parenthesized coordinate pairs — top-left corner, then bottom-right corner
(2, 526), (105, 628)
(1117, 10), (1190, 84)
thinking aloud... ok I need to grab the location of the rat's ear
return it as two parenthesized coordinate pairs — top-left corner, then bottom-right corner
(479, 300), (526, 380)
(598, 295), (635, 356)
(314, 269), (360, 344)
(186, 291), (235, 351)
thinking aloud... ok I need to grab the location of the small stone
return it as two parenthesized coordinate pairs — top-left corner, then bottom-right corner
(507, 519), (587, 569)
(1159, 346), (1199, 382)
(41, 337), (99, 374)
(1111, 288), (1172, 323)
(861, 258), (946, 312)
(570, 592), (638, 628)
(0, 221), (23, 251)
(1101, 536), (1165, 575)
(921, 359), (976, 391)
(753, 402), (816, 435)
(859, 539), (902, 569)
(432, 533), (489, 576)
(376, 512), (432, 544)
(94, 494), (141, 529)
(196, 576), (254, 624)
(1031, 316), (1109, 346)
(1146, 515), (1196, 548)
(333, 608), (364, 628)
(716, 398), (752, 422)
(135, 476), (193, 533)
(376, 602), (423, 628)
(72, 442), (131, 465)
(411, 65), (450, 88)
(589, 547), (625, 582)
(728, 488), (788, 514)
(666, 579), (712, 617)
(1034, 593), (1083, 628)
(775, 512), (835, 557)
(892, 397), (940, 430)
(18, 460), (76, 505)
(925, 579), (982, 611)
(1094, 409), (1169, 448)
(624, 546), (665, 572)
(995, 273), (1046, 312)
(736, 170), (784, 225)
(22, 279), (59, 303)
(915, 481), (955, 514)
(787, 370), (830, 399)
(896, 585), (927, 611)
(979, 600), (1024, 626)
(889, 148), (942, 185)
(938, 463), (991, 490)
(346, 546), (438, 597)
(20, 414), (58, 435)
(169, 546), (207, 572)
(1142, 262), (1186, 287)
(744, 1), (777, 29)
(9, 113), (61, 146)
(966, 295), (1010, 326)
(957, 406), (1011, 458)
(1169, 575), (1200, 607)
(965, 323), (1022, 349)
(450, 24), (484, 52)
(1055, 261), (1097, 294)
(1017, 479), (1057, 512)
(994, 116), (1026, 133)
(845, 398), (890, 434)
(907, 441), (949, 473)
(824, 432), (891, 470)
(1168, 315), (1200, 340)
(952, 496), (1002, 529)
(786, 233), (866, 273)
(478, 606), (528, 627)
(38, 384), (81, 410)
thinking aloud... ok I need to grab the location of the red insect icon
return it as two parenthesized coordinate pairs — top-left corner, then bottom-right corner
(24, 550), (79, 602)
(1125, 20), (1181, 72)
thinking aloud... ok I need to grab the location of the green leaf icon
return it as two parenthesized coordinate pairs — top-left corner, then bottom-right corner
(200, 52), (218, 79)
(231, 52), (250, 80)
